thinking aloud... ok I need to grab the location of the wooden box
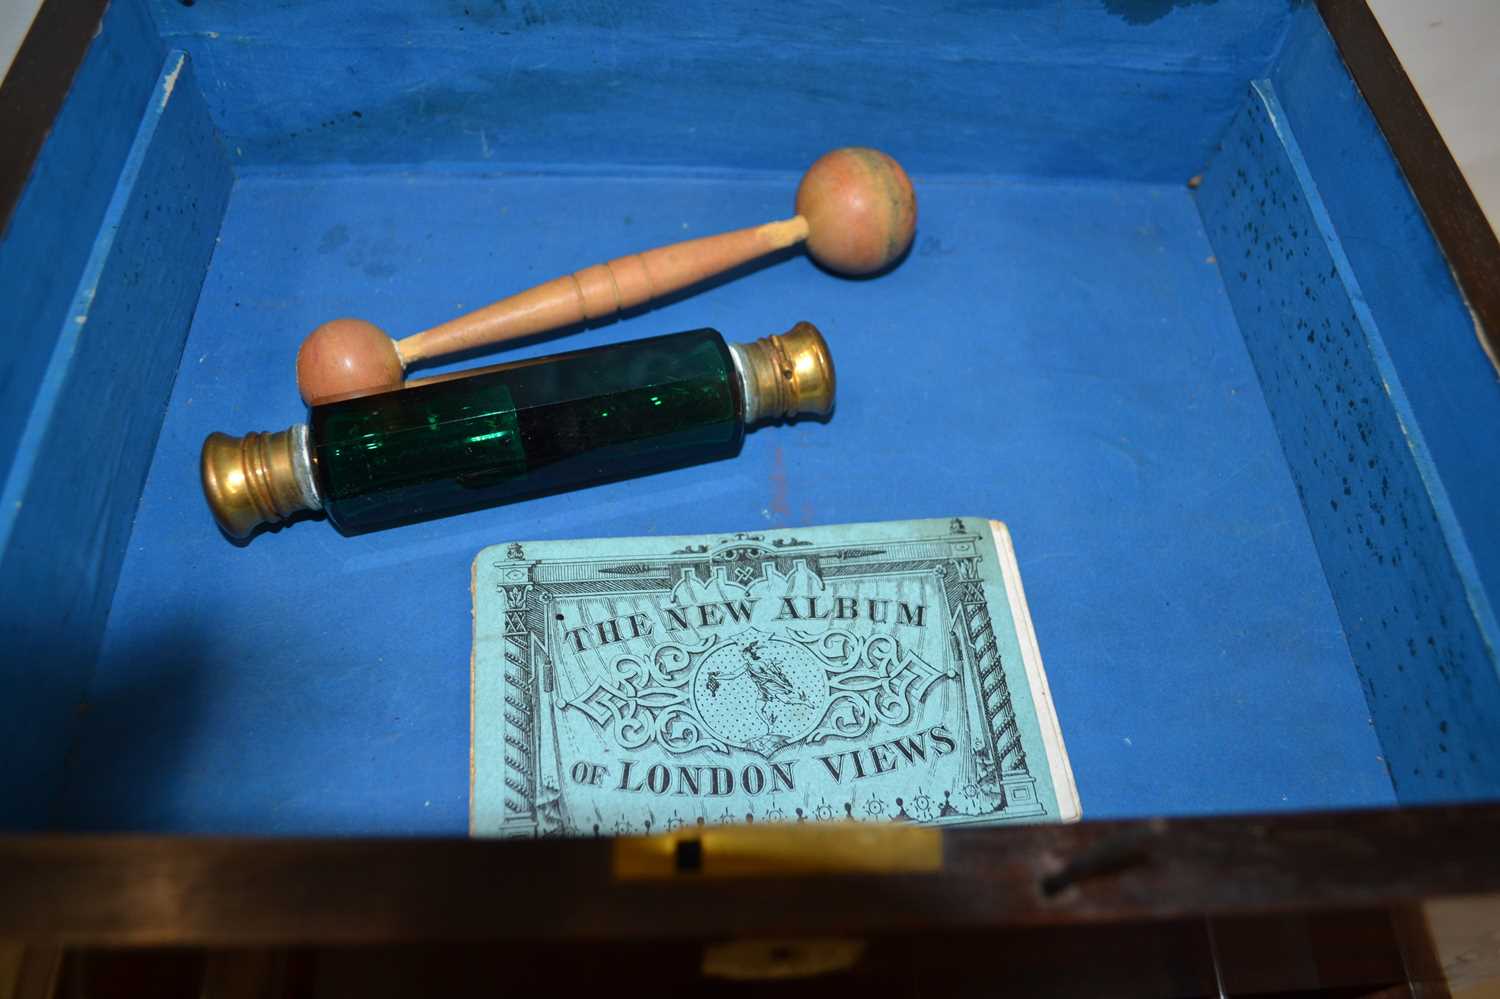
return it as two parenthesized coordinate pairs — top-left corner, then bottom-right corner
(2, 0), (1498, 981)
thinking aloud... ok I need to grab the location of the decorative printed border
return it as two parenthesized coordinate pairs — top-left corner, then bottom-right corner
(482, 519), (1045, 836)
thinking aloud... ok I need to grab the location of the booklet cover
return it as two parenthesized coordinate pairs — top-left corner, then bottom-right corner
(471, 517), (1078, 836)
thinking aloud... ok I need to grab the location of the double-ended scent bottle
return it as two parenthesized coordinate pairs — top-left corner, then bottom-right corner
(201, 323), (834, 539)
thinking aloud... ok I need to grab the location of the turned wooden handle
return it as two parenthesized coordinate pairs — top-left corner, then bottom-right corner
(395, 216), (810, 366)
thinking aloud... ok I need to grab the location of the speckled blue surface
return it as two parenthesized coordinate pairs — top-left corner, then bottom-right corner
(1197, 82), (1500, 802)
(1272, 8), (1500, 619)
(58, 170), (1393, 832)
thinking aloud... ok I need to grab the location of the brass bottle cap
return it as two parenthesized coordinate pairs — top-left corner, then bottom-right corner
(201, 424), (321, 539)
(732, 321), (836, 424)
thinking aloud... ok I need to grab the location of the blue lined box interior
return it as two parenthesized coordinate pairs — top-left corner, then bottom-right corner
(2, 0), (1496, 833)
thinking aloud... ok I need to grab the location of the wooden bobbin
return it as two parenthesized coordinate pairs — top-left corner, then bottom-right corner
(296, 147), (916, 405)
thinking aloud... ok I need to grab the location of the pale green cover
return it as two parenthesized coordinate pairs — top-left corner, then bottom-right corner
(471, 517), (1078, 837)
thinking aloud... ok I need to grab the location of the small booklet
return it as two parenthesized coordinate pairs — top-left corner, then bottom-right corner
(471, 517), (1078, 837)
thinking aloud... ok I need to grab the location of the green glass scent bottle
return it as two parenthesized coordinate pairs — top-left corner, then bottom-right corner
(200, 324), (834, 539)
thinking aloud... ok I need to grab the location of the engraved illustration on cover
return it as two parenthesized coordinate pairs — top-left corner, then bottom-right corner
(471, 517), (1078, 837)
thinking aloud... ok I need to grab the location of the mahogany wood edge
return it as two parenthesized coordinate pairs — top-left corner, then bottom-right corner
(2, 805), (1498, 945)
(1317, 0), (1500, 373)
(0, 0), (111, 241)
(48, 917), (1433, 996)
(1389, 903), (1455, 996)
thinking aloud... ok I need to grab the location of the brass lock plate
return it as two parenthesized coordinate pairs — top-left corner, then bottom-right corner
(612, 823), (942, 879)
